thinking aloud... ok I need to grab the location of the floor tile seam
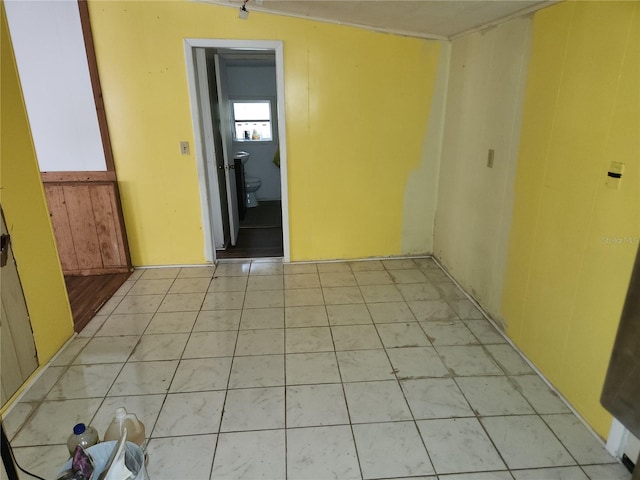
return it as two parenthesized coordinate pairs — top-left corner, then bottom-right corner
(326, 320), (366, 480)
(286, 345), (398, 356)
(177, 265), (218, 279)
(416, 318), (475, 344)
(371, 319), (408, 384)
(205, 282), (246, 480)
(69, 356), (132, 432)
(227, 351), (287, 359)
(364, 303), (418, 325)
(19, 361), (75, 413)
(283, 317), (289, 480)
(167, 285), (212, 295)
(8, 367), (76, 442)
(128, 272), (181, 297)
(111, 285), (170, 318)
(433, 467), (514, 477)
(536, 411), (600, 468)
(93, 296), (125, 319)
(505, 465), (599, 480)
(398, 380), (477, 420)
(9, 441), (68, 449)
(246, 286), (285, 293)
(415, 414), (541, 424)
(146, 422), (502, 435)
(161, 326), (210, 398)
(502, 373), (553, 417)
(425, 410), (512, 476)
(381, 319), (436, 350)
(430, 342), (503, 377)
(136, 393), (168, 450)
(207, 289), (247, 295)
(395, 283), (441, 304)
(215, 425), (289, 437)
(284, 423), (356, 432)
(45, 361), (127, 400)
(461, 318), (508, 340)
(451, 374), (538, 417)
(479, 412), (580, 472)
(476, 336), (527, 377)
(80, 367), (155, 448)
(147, 431), (221, 441)
(370, 320), (438, 477)
(573, 459), (624, 467)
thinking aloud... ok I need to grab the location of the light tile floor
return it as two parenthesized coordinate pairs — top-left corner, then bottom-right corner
(3, 258), (633, 480)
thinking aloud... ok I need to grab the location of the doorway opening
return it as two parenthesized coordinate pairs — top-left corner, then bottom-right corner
(185, 40), (290, 262)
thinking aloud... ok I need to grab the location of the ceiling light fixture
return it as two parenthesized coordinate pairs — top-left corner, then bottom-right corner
(239, 0), (249, 19)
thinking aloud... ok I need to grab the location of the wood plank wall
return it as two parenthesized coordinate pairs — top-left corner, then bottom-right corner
(42, 171), (131, 276)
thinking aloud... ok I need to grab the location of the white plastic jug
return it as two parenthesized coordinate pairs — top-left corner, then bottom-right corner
(103, 408), (146, 447)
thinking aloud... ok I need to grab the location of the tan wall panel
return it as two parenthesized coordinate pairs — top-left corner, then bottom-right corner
(434, 16), (532, 320)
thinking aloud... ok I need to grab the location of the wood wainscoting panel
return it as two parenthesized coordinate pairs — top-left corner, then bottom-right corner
(42, 171), (130, 276)
(45, 185), (80, 272)
(65, 184), (103, 270)
(90, 184), (127, 268)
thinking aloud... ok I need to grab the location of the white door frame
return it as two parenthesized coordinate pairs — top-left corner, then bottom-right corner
(184, 38), (291, 263)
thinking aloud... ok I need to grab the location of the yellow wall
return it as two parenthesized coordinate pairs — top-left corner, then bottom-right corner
(434, 16), (532, 318)
(0, 6), (74, 364)
(502, 1), (639, 438)
(87, 1), (442, 264)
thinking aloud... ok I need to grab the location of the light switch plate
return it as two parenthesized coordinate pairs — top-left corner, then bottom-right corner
(180, 141), (190, 155)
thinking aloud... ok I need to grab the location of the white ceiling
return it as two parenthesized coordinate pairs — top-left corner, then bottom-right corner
(203, 0), (556, 40)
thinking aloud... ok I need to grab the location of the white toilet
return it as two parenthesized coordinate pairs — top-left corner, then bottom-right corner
(235, 151), (262, 208)
(244, 176), (262, 208)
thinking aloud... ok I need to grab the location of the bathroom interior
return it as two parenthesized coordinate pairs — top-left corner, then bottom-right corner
(209, 50), (283, 259)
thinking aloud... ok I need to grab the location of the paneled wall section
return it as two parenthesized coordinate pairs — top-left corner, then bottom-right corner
(42, 172), (129, 275)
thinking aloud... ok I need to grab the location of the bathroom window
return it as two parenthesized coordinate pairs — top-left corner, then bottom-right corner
(232, 101), (272, 141)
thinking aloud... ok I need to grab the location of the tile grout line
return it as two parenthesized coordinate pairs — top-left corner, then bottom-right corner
(281, 264), (289, 480)
(325, 280), (366, 480)
(208, 262), (248, 479)
(377, 258), (439, 478)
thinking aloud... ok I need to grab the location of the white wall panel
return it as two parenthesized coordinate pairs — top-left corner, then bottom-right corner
(5, 0), (106, 172)
(434, 17), (532, 319)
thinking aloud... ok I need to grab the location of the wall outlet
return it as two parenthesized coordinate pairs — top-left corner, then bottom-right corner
(487, 149), (495, 168)
(180, 141), (190, 155)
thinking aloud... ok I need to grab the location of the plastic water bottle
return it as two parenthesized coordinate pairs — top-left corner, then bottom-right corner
(67, 423), (99, 456)
(103, 407), (146, 446)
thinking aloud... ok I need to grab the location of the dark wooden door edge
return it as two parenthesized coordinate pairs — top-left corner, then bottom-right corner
(77, 0), (114, 172)
(76, 0), (133, 270)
